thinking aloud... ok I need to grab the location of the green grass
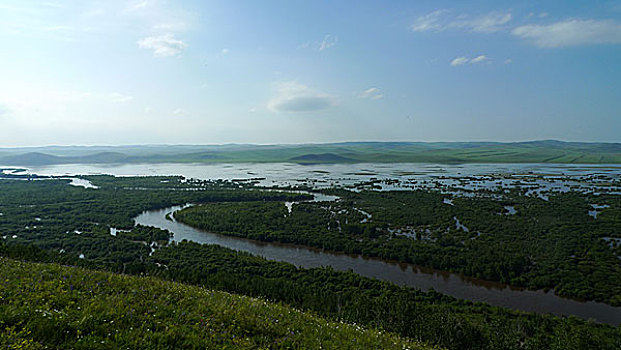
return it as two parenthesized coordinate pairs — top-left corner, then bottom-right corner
(0, 257), (436, 350)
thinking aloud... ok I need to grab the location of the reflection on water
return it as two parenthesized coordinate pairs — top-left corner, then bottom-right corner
(69, 178), (99, 189)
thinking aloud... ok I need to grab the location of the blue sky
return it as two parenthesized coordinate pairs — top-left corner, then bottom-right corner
(0, 0), (620, 146)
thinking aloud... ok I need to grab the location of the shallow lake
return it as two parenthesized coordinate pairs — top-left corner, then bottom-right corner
(9, 162), (621, 194)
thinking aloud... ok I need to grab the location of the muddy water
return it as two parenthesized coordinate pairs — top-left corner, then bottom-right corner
(135, 205), (621, 326)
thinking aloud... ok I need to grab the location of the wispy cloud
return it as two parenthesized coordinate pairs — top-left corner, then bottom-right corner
(469, 55), (488, 63)
(124, 0), (150, 13)
(137, 33), (187, 57)
(297, 34), (338, 52)
(412, 10), (512, 33)
(450, 57), (469, 66)
(319, 34), (338, 51)
(172, 108), (186, 116)
(450, 55), (489, 66)
(268, 81), (337, 113)
(411, 10), (449, 32)
(512, 19), (621, 47)
(450, 13), (512, 33)
(358, 87), (384, 100)
(108, 92), (134, 103)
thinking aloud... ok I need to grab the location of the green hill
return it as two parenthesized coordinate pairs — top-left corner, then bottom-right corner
(0, 257), (435, 350)
(1, 140), (620, 165)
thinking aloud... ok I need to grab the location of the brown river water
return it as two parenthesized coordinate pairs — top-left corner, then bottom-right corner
(135, 205), (621, 326)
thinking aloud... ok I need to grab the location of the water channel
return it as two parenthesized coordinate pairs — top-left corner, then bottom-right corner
(135, 203), (621, 326)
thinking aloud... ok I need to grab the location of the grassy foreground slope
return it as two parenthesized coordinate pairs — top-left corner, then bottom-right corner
(0, 258), (434, 350)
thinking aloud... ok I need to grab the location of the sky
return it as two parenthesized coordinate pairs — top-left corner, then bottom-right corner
(0, 0), (620, 146)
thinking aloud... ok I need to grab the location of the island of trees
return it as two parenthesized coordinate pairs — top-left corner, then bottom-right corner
(0, 175), (619, 349)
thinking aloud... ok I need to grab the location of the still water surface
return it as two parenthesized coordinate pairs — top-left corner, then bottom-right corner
(14, 162), (621, 194)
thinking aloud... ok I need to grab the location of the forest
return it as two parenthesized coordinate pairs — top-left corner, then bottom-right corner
(174, 188), (621, 305)
(0, 176), (619, 349)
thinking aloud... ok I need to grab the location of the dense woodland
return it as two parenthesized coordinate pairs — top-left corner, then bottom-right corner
(175, 188), (621, 305)
(0, 176), (620, 349)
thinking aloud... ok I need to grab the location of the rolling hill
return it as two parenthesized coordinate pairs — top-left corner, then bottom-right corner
(0, 257), (433, 350)
(0, 140), (620, 165)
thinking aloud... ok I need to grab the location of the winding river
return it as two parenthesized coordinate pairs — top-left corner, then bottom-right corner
(135, 203), (621, 326)
(4, 162), (620, 324)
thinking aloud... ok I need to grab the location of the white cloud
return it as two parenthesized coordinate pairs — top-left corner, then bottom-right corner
(124, 0), (150, 13)
(451, 13), (512, 33)
(319, 34), (338, 51)
(412, 10), (512, 33)
(450, 55), (489, 66)
(108, 92), (133, 103)
(268, 81), (337, 113)
(504, 58), (513, 64)
(137, 33), (187, 56)
(358, 87), (384, 100)
(411, 10), (449, 32)
(450, 57), (469, 66)
(469, 55), (488, 63)
(512, 19), (621, 47)
(221, 48), (230, 55)
(298, 35), (338, 52)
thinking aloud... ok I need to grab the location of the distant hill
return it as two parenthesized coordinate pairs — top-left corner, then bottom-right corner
(0, 151), (130, 165)
(1, 152), (63, 165)
(0, 140), (620, 165)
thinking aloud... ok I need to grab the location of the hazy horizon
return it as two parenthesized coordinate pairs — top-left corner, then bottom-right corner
(1, 139), (620, 149)
(1, 1), (620, 146)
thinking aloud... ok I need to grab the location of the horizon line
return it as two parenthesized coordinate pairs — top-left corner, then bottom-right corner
(0, 139), (620, 149)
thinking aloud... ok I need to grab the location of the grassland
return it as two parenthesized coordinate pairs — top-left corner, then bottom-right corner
(0, 257), (434, 350)
(1, 140), (620, 165)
